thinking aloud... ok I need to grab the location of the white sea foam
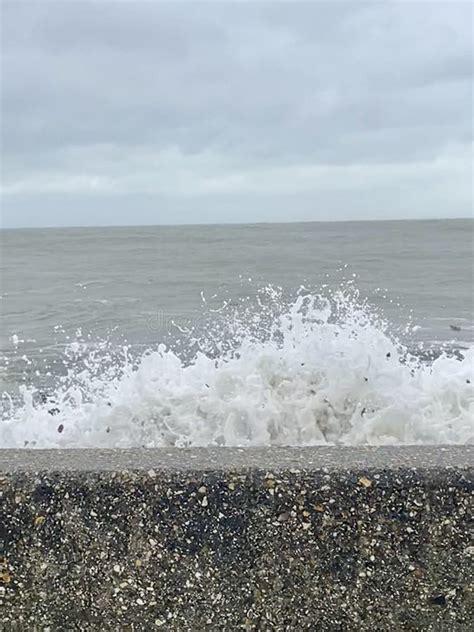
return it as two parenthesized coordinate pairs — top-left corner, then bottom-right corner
(1, 288), (472, 448)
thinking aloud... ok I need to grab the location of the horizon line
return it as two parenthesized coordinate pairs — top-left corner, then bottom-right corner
(1, 215), (472, 231)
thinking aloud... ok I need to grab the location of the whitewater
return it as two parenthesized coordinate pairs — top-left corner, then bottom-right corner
(1, 287), (472, 448)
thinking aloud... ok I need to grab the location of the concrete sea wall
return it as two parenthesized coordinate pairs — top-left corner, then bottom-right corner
(1, 446), (473, 631)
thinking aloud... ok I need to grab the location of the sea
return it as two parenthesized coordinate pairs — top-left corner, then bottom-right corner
(1, 218), (473, 448)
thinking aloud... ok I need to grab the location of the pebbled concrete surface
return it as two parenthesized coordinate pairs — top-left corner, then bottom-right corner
(2, 445), (473, 472)
(1, 446), (473, 631)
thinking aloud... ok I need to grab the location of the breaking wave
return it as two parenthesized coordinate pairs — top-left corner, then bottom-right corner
(1, 287), (472, 448)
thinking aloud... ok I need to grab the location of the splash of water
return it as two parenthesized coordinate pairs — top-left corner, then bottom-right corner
(1, 287), (472, 447)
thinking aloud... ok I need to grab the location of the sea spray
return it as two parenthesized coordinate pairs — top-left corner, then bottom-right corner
(1, 286), (472, 448)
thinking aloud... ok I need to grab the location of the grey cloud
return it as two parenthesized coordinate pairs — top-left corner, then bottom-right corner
(1, 0), (472, 227)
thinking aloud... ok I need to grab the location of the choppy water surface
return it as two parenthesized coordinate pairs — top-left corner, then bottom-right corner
(1, 219), (472, 447)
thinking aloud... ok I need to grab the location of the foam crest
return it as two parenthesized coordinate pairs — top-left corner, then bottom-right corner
(1, 288), (472, 447)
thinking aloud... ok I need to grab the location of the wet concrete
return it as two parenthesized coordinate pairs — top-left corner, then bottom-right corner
(1, 446), (473, 630)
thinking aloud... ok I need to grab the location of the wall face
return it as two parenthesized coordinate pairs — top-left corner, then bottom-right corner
(1, 447), (473, 631)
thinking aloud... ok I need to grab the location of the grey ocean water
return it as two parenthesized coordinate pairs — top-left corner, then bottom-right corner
(2, 218), (473, 350)
(0, 218), (473, 448)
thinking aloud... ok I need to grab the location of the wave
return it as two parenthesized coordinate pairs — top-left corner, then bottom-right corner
(1, 287), (472, 448)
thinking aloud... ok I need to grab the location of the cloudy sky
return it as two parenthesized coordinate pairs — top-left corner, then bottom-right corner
(1, 0), (472, 228)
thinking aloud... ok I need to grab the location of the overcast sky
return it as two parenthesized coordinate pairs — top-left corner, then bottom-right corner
(1, 0), (472, 228)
